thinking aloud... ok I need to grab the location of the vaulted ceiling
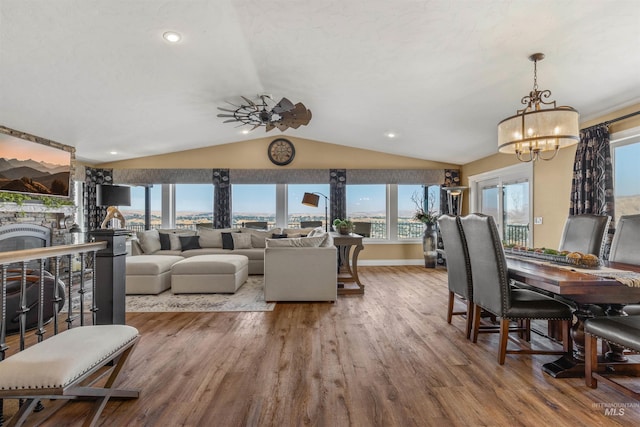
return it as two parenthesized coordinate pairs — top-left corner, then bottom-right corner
(1, 0), (639, 164)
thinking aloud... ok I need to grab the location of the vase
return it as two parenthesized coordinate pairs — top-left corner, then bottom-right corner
(422, 223), (438, 268)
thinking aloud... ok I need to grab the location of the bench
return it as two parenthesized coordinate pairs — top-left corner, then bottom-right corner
(0, 325), (140, 426)
(585, 315), (640, 398)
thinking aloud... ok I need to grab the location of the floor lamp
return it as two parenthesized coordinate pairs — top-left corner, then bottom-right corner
(301, 192), (329, 231)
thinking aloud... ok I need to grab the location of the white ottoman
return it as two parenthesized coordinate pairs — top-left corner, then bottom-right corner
(171, 255), (249, 294)
(126, 255), (185, 295)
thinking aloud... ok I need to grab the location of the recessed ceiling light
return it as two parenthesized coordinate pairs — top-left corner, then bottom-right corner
(384, 131), (397, 139)
(241, 129), (251, 135)
(109, 151), (118, 155)
(163, 31), (182, 43)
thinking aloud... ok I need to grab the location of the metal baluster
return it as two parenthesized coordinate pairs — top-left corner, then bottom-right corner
(78, 252), (86, 326)
(18, 262), (28, 351)
(0, 264), (8, 427)
(90, 250), (98, 325)
(66, 254), (74, 329)
(35, 259), (46, 343)
(52, 256), (62, 335)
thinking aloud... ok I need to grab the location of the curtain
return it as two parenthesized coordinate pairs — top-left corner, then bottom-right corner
(84, 167), (113, 231)
(570, 124), (615, 257)
(330, 169), (346, 223)
(213, 169), (231, 228)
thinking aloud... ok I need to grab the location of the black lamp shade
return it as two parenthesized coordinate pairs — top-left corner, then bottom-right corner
(301, 192), (320, 207)
(97, 184), (131, 207)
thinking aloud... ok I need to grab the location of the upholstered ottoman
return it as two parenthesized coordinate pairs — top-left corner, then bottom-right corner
(171, 254), (249, 294)
(126, 255), (185, 295)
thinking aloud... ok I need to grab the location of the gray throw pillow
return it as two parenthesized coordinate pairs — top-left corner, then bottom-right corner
(136, 229), (161, 254)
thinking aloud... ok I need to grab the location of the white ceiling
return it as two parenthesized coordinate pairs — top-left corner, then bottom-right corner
(1, 0), (639, 165)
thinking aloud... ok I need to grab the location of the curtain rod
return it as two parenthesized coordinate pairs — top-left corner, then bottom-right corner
(581, 110), (640, 131)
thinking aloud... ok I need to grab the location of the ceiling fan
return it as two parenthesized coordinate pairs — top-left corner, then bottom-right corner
(217, 95), (312, 132)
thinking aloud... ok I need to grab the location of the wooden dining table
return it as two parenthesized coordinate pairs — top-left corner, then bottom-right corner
(506, 255), (640, 378)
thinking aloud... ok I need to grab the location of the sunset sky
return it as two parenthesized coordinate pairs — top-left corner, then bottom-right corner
(0, 134), (70, 167)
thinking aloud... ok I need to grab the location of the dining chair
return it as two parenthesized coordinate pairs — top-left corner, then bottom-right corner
(585, 315), (640, 398)
(608, 214), (640, 315)
(461, 213), (574, 364)
(437, 214), (473, 339)
(558, 214), (611, 258)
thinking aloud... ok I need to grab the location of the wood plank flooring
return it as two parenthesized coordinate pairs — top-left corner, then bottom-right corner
(5, 266), (640, 426)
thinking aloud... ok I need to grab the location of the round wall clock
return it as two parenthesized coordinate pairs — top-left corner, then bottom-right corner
(267, 138), (295, 166)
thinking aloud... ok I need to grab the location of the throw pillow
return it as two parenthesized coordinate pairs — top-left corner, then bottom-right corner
(159, 233), (172, 250)
(179, 235), (201, 251)
(266, 236), (325, 248)
(231, 232), (252, 249)
(240, 228), (277, 249)
(136, 229), (161, 254)
(221, 232), (235, 249)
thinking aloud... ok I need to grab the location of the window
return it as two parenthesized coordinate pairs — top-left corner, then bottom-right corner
(175, 184), (214, 230)
(287, 184), (330, 229)
(232, 184), (276, 228)
(398, 184), (433, 239)
(119, 185), (161, 231)
(470, 163), (533, 246)
(612, 128), (640, 223)
(347, 184), (387, 239)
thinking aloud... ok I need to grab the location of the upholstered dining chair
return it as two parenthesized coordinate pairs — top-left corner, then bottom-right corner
(438, 214), (474, 339)
(558, 214), (610, 258)
(608, 214), (640, 315)
(461, 213), (574, 365)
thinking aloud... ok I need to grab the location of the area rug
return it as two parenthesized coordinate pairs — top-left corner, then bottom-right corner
(126, 276), (275, 312)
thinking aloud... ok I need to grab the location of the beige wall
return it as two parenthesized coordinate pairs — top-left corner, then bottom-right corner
(97, 136), (457, 170)
(96, 136), (459, 263)
(461, 102), (640, 250)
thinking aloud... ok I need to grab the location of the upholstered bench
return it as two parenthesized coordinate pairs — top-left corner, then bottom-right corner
(171, 254), (249, 294)
(126, 255), (184, 294)
(0, 325), (140, 426)
(585, 315), (640, 398)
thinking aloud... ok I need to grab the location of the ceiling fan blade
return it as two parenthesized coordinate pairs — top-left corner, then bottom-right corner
(250, 123), (262, 131)
(223, 119), (239, 123)
(217, 107), (238, 113)
(272, 97), (295, 114)
(217, 113), (236, 118)
(241, 96), (256, 108)
(265, 123), (276, 132)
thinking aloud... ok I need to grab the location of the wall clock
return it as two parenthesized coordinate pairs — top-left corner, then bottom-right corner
(267, 138), (295, 166)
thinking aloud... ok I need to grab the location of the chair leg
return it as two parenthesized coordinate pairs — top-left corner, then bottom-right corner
(465, 301), (474, 340)
(585, 333), (598, 388)
(447, 291), (455, 324)
(498, 318), (510, 365)
(524, 319), (531, 342)
(472, 303), (482, 343)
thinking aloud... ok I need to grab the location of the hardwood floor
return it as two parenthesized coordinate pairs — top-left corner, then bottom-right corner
(6, 266), (640, 426)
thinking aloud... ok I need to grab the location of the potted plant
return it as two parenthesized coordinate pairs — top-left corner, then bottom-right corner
(412, 191), (439, 268)
(332, 218), (353, 235)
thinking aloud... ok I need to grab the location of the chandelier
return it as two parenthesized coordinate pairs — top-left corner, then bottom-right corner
(498, 53), (579, 162)
(217, 95), (312, 132)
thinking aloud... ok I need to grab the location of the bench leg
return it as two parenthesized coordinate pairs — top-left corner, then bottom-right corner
(5, 398), (39, 427)
(585, 333), (598, 388)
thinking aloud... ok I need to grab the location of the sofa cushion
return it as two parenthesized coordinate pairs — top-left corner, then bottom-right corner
(198, 228), (236, 248)
(266, 235), (327, 248)
(137, 229), (161, 254)
(222, 232), (235, 249)
(232, 233), (252, 249)
(239, 228), (281, 248)
(282, 227), (316, 236)
(126, 255), (185, 275)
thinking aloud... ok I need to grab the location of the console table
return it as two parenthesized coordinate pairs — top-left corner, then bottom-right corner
(331, 232), (365, 295)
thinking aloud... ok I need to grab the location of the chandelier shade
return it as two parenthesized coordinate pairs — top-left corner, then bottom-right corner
(497, 53), (580, 162)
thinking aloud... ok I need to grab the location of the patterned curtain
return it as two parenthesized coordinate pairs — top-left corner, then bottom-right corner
(213, 169), (231, 228)
(330, 169), (346, 223)
(440, 169), (461, 215)
(569, 124), (615, 258)
(84, 167), (113, 231)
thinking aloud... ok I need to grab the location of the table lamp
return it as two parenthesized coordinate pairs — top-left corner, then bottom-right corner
(97, 184), (131, 229)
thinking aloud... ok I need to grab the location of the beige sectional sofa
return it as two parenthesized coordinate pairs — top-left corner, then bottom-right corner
(130, 226), (321, 275)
